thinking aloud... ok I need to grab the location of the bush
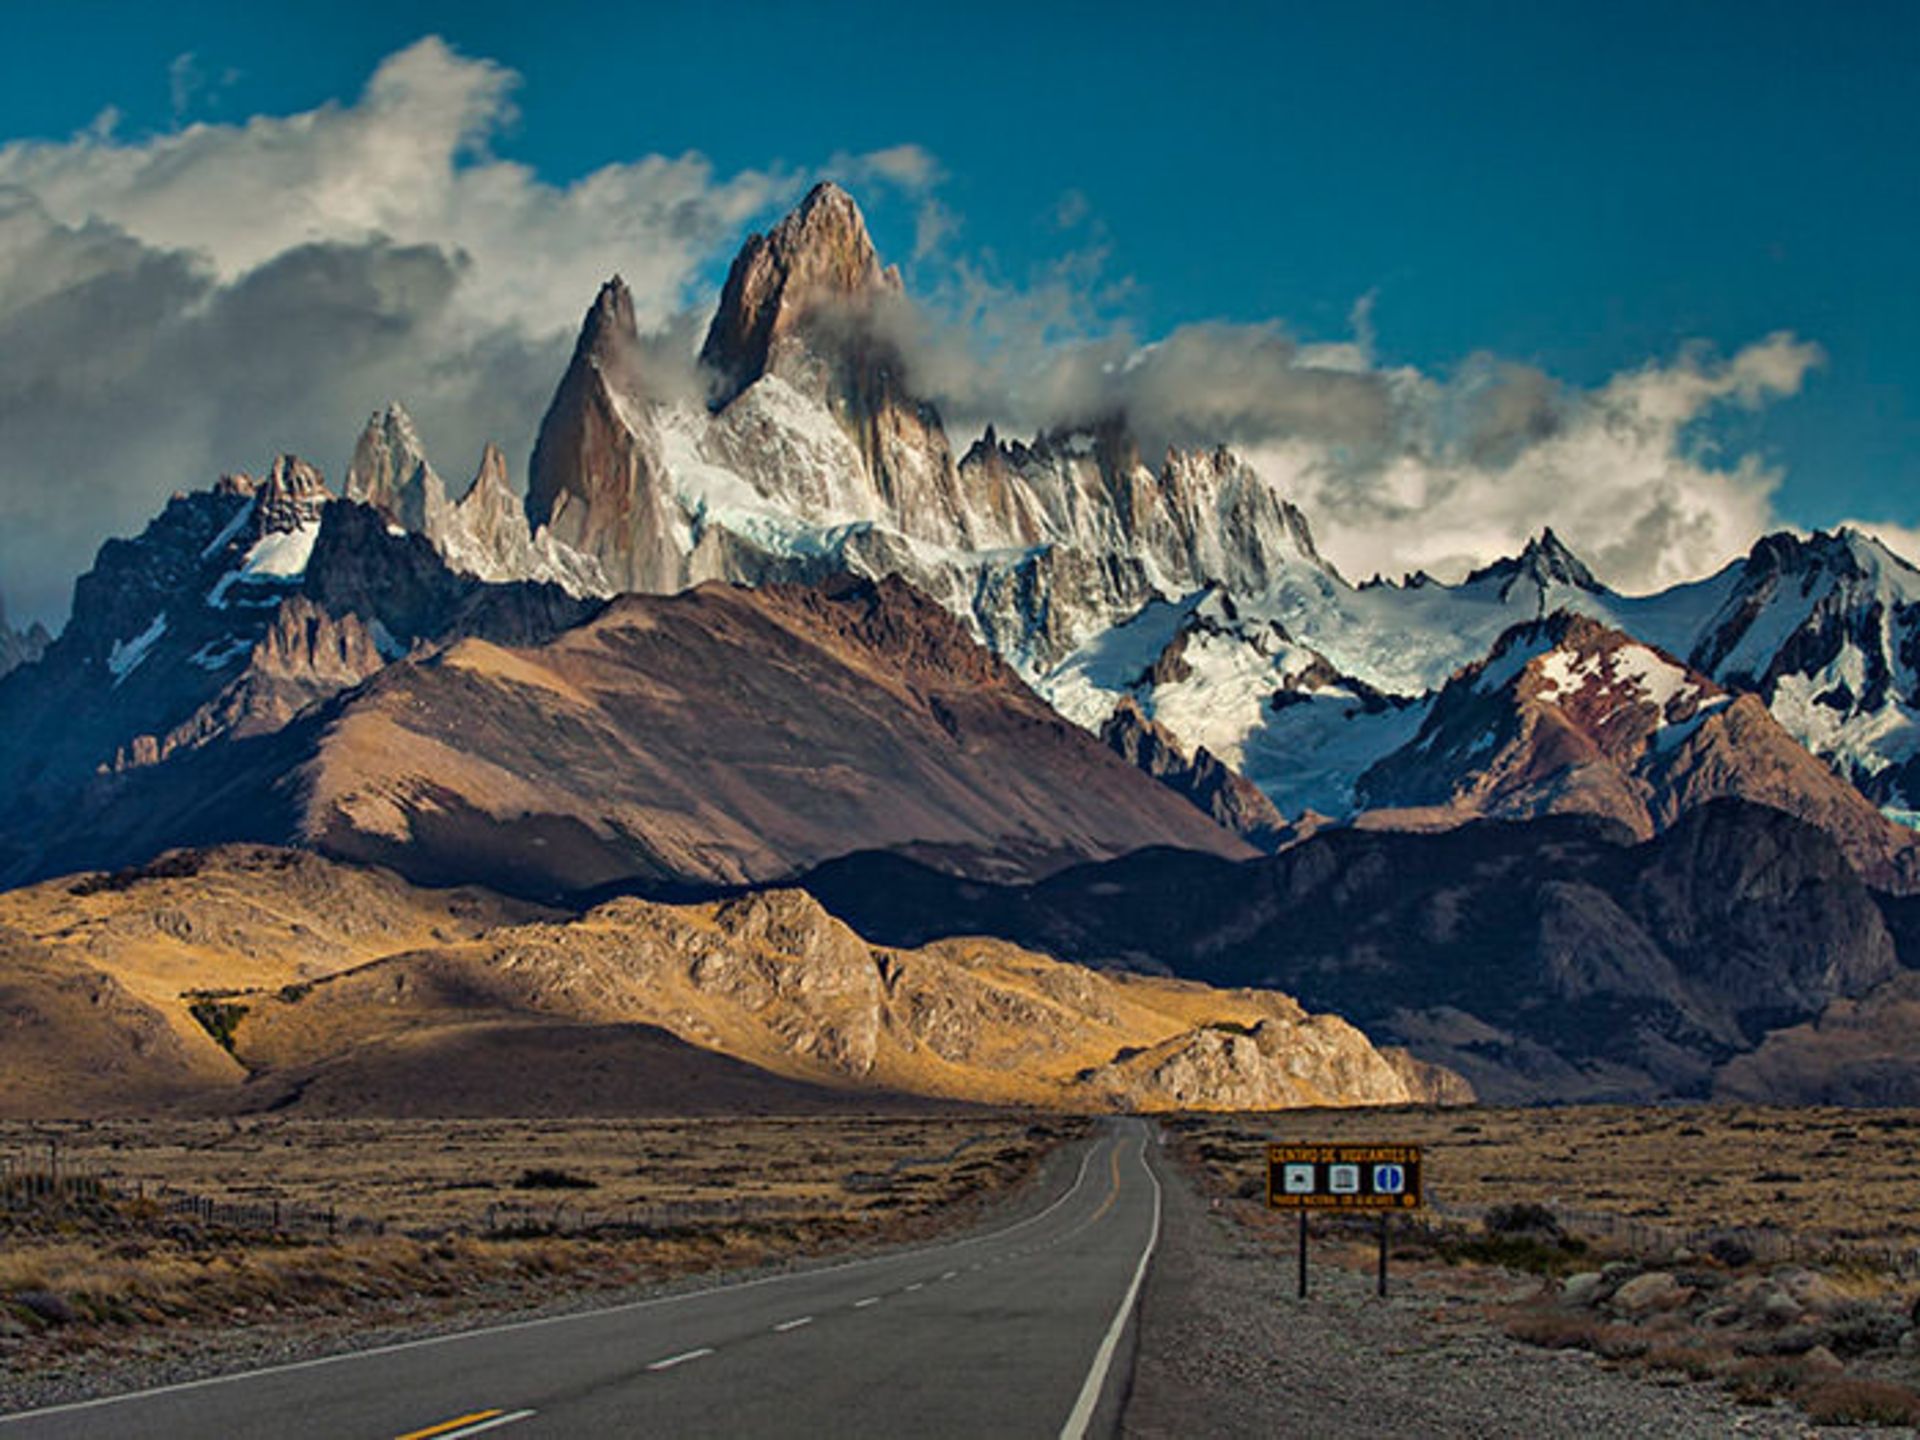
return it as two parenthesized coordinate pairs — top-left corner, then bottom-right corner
(1796, 1376), (1920, 1426)
(513, 1168), (597, 1191)
(186, 996), (249, 1054)
(1485, 1202), (1564, 1240)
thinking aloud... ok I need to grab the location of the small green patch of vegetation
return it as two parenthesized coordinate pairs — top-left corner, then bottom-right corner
(185, 995), (250, 1054)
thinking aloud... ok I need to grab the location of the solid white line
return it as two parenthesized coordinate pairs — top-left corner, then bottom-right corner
(440, 1411), (536, 1438)
(772, 1316), (814, 1333)
(0, 1138), (1104, 1426)
(852, 1296), (881, 1309)
(646, 1347), (715, 1372)
(1058, 1128), (1163, 1440)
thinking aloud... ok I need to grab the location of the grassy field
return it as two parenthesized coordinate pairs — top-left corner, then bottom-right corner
(0, 1114), (1059, 1234)
(1168, 1104), (1920, 1249)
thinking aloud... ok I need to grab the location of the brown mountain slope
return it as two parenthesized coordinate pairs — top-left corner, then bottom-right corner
(46, 573), (1251, 900)
(221, 888), (1464, 1114)
(1356, 613), (1920, 891)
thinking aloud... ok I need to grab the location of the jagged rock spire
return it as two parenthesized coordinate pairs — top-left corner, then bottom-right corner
(699, 182), (901, 408)
(525, 278), (680, 593)
(345, 403), (445, 537)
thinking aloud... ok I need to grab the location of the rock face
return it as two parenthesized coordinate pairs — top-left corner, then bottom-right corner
(798, 799), (1901, 1104)
(14, 572), (1252, 898)
(0, 597), (49, 679)
(1100, 697), (1290, 850)
(345, 403), (448, 539)
(1353, 612), (1920, 890)
(526, 278), (681, 593)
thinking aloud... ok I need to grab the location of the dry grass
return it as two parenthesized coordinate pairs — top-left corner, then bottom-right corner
(1168, 1104), (1920, 1250)
(0, 1113), (1076, 1371)
(0, 1115), (1053, 1234)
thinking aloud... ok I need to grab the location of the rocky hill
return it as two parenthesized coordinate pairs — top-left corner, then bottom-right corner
(1352, 612), (1920, 890)
(0, 846), (1461, 1117)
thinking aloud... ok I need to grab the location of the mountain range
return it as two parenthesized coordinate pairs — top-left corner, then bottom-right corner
(3, 180), (1920, 1110)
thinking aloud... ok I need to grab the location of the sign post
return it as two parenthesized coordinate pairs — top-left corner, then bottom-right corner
(1266, 1143), (1423, 1299)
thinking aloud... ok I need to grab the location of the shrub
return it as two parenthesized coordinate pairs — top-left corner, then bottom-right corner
(1796, 1376), (1920, 1426)
(186, 996), (250, 1054)
(513, 1168), (597, 1191)
(1485, 1202), (1563, 1240)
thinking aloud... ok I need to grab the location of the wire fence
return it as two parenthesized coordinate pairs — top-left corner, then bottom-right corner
(2, 1150), (341, 1237)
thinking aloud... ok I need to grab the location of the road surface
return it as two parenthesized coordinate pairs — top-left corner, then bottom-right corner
(1, 1119), (1163, 1439)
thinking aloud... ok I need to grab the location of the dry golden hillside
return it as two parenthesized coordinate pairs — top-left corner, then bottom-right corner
(224, 888), (1462, 1114)
(0, 847), (1464, 1117)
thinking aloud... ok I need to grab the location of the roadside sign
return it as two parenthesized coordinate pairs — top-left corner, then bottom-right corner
(1266, 1143), (1425, 1299)
(1265, 1144), (1423, 1211)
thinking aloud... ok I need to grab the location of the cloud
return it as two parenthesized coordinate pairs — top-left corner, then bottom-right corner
(0, 34), (1834, 624)
(0, 37), (947, 623)
(870, 234), (1823, 594)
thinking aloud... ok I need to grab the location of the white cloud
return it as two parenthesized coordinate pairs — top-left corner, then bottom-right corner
(0, 37), (936, 623)
(876, 238), (1823, 595)
(0, 33), (1837, 623)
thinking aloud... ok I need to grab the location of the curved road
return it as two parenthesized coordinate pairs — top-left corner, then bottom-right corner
(2, 1119), (1163, 1439)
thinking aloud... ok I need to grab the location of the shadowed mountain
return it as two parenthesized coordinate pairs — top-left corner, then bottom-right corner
(17, 573), (1251, 900)
(796, 798), (1902, 1103)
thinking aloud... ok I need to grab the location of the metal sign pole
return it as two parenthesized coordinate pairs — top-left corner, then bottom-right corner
(1297, 1211), (1308, 1299)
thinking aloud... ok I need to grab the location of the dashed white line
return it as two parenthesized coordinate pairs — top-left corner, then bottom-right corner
(940, 1270), (958, 1281)
(853, 1296), (881, 1308)
(904, 1282), (925, 1292)
(773, 1316), (814, 1333)
(646, 1347), (716, 1372)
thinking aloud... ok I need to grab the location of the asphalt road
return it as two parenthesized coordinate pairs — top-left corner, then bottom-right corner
(1, 1119), (1163, 1440)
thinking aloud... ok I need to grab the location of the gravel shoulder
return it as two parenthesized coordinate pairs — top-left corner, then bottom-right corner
(1123, 1135), (1884, 1439)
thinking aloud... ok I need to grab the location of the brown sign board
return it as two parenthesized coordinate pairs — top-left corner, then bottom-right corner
(1266, 1144), (1423, 1211)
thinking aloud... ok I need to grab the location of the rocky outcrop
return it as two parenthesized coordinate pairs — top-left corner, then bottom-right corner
(526, 277), (682, 593)
(345, 404), (448, 539)
(219, 882), (1463, 1112)
(1101, 697), (1290, 849)
(0, 597), (49, 679)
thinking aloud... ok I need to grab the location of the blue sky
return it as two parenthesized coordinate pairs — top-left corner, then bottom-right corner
(0, 2), (1915, 616)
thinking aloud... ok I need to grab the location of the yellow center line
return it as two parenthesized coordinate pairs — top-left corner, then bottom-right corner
(396, 1410), (505, 1440)
(1085, 1141), (1125, 1226)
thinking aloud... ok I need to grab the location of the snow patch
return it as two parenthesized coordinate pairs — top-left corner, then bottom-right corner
(187, 636), (252, 671)
(107, 613), (167, 686)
